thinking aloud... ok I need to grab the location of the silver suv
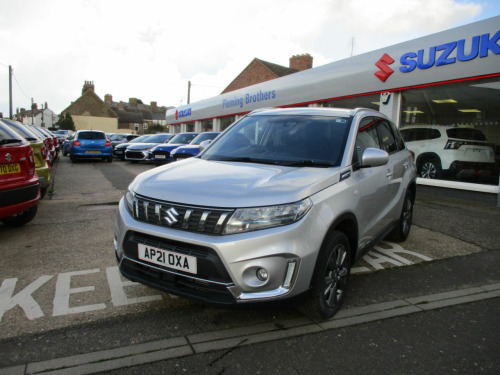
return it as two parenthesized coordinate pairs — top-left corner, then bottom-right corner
(114, 107), (417, 319)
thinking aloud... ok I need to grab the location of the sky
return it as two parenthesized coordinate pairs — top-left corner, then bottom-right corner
(1, 0), (499, 117)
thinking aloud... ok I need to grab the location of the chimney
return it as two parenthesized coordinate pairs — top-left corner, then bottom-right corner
(150, 101), (157, 109)
(82, 80), (95, 95)
(45, 102), (48, 109)
(129, 98), (138, 106)
(289, 54), (313, 71)
(32, 103), (38, 111)
(104, 94), (113, 105)
(118, 101), (124, 110)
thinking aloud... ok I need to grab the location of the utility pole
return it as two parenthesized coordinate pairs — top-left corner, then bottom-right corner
(9, 65), (13, 119)
(41, 102), (45, 128)
(31, 98), (34, 125)
(187, 81), (191, 104)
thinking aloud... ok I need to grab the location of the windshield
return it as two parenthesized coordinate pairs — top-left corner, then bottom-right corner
(129, 135), (152, 143)
(201, 114), (351, 167)
(191, 132), (220, 145)
(78, 131), (106, 140)
(169, 133), (198, 144)
(143, 134), (172, 143)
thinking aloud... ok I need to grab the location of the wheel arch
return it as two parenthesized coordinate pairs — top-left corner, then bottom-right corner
(322, 212), (359, 263)
(416, 152), (442, 167)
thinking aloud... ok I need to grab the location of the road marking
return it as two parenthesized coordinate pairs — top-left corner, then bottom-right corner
(0, 243), (432, 323)
(2, 283), (498, 375)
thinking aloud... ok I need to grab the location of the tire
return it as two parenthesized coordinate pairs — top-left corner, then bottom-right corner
(387, 190), (414, 242)
(70, 154), (76, 163)
(419, 159), (440, 179)
(63, 150), (67, 156)
(300, 231), (351, 320)
(40, 187), (47, 200)
(1, 205), (38, 227)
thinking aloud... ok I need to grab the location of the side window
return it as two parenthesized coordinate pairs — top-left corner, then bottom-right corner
(376, 120), (398, 154)
(389, 121), (405, 150)
(354, 117), (381, 166)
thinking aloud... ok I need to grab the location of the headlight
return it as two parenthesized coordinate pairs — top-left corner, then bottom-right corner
(124, 187), (135, 216)
(223, 198), (312, 235)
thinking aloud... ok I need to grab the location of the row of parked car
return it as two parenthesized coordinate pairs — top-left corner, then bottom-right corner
(0, 119), (67, 226)
(59, 130), (222, 164)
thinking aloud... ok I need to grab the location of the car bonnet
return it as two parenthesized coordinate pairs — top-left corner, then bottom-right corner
(130, 157), (341, 207)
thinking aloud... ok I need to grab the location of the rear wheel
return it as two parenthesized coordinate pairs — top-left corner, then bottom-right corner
(40, 187), (47, 199)
(1, 205), (38, 227)
(300, 231), (351, 320)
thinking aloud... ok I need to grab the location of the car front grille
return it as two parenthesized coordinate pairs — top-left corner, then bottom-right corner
(126, 151), (146, 160)
(133, 194), (234, 235)
(120, 231), (236, 304)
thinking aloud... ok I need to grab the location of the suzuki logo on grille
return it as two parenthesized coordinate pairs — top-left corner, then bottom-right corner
(374, 53), (395, 82)
(164, 207), (179, 225)
(5, 153), (12, 162)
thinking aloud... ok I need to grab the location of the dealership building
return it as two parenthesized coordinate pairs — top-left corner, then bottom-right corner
(166, 16), (500, 195)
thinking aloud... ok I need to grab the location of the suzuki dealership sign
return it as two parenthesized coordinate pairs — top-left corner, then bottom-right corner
(374, 30), (500, 82)
(167, 16), (500, 124)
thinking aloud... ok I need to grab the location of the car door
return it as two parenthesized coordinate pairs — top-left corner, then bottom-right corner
(375, 119), (409, 225)
(351, 117), (393, 248)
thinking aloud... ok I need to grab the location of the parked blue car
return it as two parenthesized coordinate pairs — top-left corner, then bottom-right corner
(170, 132), (221, 161)
(69, 130), (113, 163)
(150, 132), (199, 164)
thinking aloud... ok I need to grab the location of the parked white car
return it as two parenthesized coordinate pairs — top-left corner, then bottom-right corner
(399, 125), (496, 179)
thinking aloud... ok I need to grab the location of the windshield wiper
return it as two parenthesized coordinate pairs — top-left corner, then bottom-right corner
(216, 156), (280, 165)
(280, 160), (336, 167)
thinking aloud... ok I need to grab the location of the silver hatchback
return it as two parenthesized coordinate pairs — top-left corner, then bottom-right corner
(114, 107), (417, 319)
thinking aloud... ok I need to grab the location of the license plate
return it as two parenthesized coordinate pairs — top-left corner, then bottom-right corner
(138, 243), (197, 274)
(155, 155), (166, 159)
(86, 150), (100, 154)
(115, 150), (123, 154)
(0, 163), (21, 175)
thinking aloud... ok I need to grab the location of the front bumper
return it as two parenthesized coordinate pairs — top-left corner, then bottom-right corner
(114, 198), (322, 305)
(125, 150), (151, 161)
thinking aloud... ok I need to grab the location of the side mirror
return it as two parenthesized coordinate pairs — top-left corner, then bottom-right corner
(199, 140), (212, 152)
(361, 148), (389, 168)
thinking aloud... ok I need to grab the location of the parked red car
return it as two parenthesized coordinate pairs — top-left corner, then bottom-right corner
(0, 121), (40, 226)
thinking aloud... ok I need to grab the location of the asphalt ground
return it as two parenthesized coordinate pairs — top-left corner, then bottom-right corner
(0, 155), (499, 374)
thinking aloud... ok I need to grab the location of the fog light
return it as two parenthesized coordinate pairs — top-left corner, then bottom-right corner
(256, 268), (269, 281)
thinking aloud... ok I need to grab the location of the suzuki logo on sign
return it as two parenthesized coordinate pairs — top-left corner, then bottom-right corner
(175, 108), (192, 121)
(374, 53), (395, 82)
(164, 207), (179, 226)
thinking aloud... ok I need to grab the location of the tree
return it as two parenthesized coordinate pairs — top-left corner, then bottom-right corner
(56, 112), (75, 131)
(145, 123), (165, 134)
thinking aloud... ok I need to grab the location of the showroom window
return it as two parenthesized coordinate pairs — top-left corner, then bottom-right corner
(400, 76), (500, 186)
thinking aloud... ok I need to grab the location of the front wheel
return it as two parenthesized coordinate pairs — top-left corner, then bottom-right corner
(419, 160), (440, 179)
(300, 231), (351, 320)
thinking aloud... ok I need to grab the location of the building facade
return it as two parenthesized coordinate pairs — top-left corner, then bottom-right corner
(166, 16), (500, 194)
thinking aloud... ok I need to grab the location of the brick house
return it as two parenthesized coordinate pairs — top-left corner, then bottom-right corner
(104, 95), (171, 134)
(221, 54), (313, 94)
(62, 81), (119, 133)
(62, 81), (170, 134)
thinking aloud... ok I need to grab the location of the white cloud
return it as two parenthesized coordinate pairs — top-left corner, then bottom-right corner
(0, 0), (493, 116)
